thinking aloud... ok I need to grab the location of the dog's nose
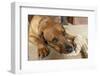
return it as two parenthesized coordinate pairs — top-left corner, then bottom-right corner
(66, 47), (73, 53)
(64, 44), (73, 53)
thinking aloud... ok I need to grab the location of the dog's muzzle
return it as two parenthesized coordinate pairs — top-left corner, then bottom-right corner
(64, 43), (75, 53)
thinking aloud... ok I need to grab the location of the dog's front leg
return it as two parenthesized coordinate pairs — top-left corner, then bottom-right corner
(29, 34), (49, 58)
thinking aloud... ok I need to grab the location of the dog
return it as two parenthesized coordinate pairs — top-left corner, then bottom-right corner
(28, 15), (87, 58)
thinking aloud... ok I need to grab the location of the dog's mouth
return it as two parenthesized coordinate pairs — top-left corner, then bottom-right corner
(51, 46), (75, 54)
(47, 42), (76, 54)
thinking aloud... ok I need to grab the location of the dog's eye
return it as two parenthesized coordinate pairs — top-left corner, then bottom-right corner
(52, 38), (58, 43)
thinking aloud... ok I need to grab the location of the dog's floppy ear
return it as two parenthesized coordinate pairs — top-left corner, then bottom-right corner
(38, 16), (50, 44)
(38, 17), (47, 35)
(38, 16), (51, 35)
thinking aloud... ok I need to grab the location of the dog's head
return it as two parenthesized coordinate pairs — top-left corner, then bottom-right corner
(39, 16), (75, 54)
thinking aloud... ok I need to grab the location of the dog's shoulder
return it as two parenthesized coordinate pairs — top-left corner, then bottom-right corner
(29, 16), (42, 36)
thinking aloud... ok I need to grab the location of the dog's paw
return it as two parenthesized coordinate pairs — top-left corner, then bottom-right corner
(38, 45), (49, 58)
